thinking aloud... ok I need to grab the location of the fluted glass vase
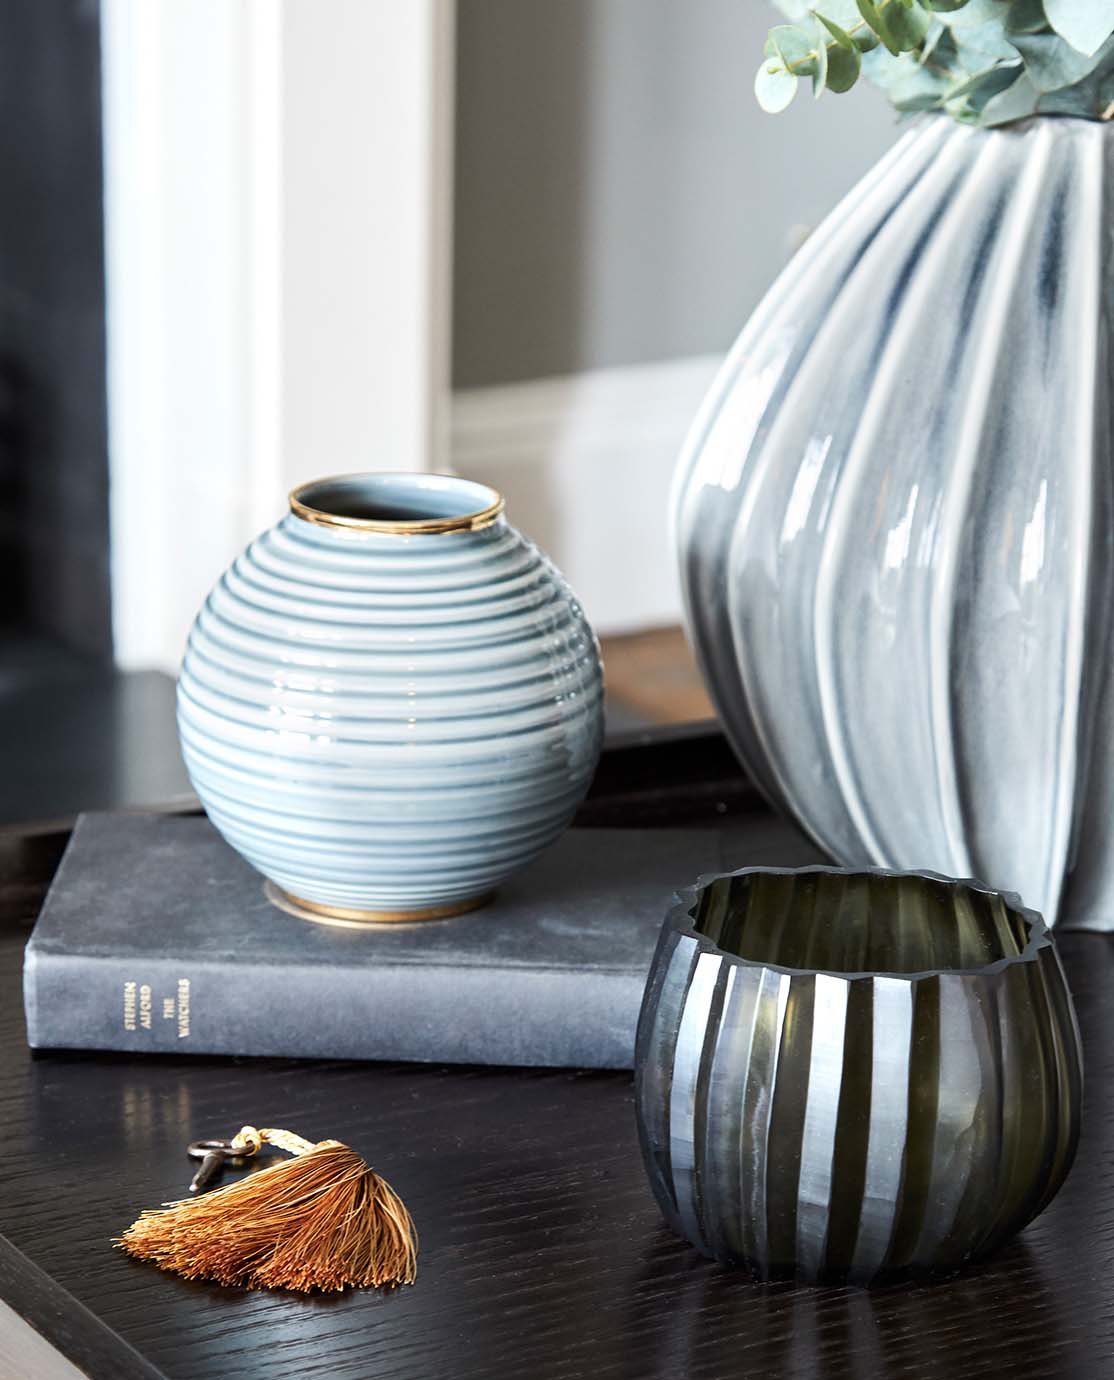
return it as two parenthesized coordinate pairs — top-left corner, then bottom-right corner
(672, 114), (1114, 930)
(634, 866), (1083, 1284)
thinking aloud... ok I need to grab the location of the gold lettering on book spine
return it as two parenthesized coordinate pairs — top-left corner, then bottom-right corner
(177, 978), (191, 1038)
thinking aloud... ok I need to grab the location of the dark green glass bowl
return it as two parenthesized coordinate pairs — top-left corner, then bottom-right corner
(634, 866), (1083, 1285)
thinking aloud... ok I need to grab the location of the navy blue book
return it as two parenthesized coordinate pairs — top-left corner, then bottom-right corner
(23, 811), (823, 1069)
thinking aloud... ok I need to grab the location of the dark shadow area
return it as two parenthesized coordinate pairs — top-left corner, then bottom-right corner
(0, 0), (110, 659)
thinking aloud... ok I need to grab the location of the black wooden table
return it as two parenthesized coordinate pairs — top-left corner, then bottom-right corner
(2, 727), (1113, 1379)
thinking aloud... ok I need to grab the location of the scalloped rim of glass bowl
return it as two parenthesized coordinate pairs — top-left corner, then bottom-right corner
(668, 863), (1053, 984)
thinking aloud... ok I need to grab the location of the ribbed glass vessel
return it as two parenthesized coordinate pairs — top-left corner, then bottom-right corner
(178, 473), (604, 924)
(635, 866), (1082, 1284)
(672, 115), (1114, 931)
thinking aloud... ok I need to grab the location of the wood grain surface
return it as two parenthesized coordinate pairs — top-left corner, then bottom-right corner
(600, 628), (715, 726)
(2, 733), (1113, 1380)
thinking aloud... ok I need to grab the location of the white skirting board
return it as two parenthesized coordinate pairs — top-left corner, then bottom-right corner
(451, 354), (722, 636)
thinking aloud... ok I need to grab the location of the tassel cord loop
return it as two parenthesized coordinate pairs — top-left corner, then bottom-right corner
(231, 1126), (319, 1158)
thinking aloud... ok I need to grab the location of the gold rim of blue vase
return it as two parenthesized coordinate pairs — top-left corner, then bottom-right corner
(288, 471), (506, 535)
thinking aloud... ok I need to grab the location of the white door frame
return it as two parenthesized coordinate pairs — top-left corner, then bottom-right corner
(102, 0), (456, 672)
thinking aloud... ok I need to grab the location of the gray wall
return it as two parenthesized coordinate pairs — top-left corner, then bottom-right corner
(453, 0), (900, 389)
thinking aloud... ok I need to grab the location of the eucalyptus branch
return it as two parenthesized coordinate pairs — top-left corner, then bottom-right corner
(755, 0), (1114, 127)
(775, 0), (913, 80)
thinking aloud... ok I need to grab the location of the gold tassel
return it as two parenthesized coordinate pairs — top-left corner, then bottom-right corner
(116, 1126), (417, 1292)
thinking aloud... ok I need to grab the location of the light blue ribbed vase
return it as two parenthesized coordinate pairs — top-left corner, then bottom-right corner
(178, 473), (604, 924)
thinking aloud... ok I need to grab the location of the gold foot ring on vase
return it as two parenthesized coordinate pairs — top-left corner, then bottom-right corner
(263, 881), (495, 928)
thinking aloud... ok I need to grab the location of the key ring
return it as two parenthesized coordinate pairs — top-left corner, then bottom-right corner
(186, 1139), (249, 1194)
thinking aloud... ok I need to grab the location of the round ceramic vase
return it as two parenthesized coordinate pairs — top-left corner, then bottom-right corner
(635, 866), (1083, 1285)
(177, 473), (605, 924)
(672, 113), (1114, 930)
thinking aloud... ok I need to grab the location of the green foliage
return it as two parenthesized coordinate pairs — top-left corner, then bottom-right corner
(755, 0), (1114, 125)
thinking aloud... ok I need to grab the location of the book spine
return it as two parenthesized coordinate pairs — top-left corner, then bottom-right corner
(23, 946), (641, 1070)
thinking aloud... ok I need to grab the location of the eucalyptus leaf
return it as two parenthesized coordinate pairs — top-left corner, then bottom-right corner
(880, 51), (957, 105)
(1040, 50), (1114, 114)
(755, 60), (801, 112)
(856, 0), (901, 54)
(947, 18), (1027, 63)
(923, 0), (972, 10)
(1043, 0), (1114, 57)
(826, 39), (864, 89)
(930, 25), (961, 62)
(815, 11), (857, 48)
(1012, 30), (1114, 91)
(1005, 0), (1052, 35)
(962, 59), (1028, 109)
(932, 0), (1009, 27)
(776, 0), (863, 27)
(919, 21), (950, 64)
(1097, 63), (1114, 115)
(813, 0), (865, 27)
(976, 68), (1044, 121)
(814, 23), (830, 94)
(886, 3), (932, 49)
(765, 23), (819, 71)
(942, 58), (1024, 102)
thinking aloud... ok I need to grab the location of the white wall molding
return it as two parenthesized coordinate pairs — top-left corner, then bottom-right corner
(451, 354), (722, 635)
(103, 0), (455, 672)
(280, 0), (456, 482)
